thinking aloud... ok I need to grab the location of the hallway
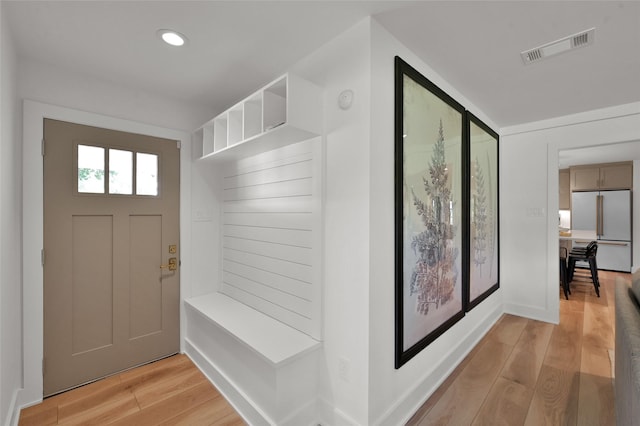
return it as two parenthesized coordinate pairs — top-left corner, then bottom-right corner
(407, 270), (620, 425)
(18, 271), (622, 425)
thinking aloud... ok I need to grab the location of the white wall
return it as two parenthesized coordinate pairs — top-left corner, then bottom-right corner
(367, 20), (504, 425)
(189, 160), (222, 298)
(501, 102), (640, 323)
(188, 18), (506, 424)
(500, 127), (552, 321)
(188, 19), (375, 424)
(1, 5), (23, 425)
(18, 56), (212, 132)
(292, 19), (373, 425)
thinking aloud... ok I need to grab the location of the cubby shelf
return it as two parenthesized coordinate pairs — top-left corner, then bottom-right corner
(194, 73), (322, 163)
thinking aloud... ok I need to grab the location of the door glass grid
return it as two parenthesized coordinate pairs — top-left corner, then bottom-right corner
(77, 144), (159, 196)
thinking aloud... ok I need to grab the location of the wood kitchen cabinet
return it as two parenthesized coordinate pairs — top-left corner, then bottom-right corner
(570, 162), (633, 191)
(559, 169), (570, 209)
(599, 164), (633, 189)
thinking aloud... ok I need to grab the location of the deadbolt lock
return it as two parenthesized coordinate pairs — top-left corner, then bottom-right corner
(160, 257), (177, 271)
(169, 244), (177, 254)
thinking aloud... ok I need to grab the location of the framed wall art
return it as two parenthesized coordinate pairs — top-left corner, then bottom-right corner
(465, 112), (499, 311)
(394, 56), (466, 368)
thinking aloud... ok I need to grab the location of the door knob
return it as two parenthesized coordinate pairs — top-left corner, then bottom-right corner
(160, 257), (177, 271)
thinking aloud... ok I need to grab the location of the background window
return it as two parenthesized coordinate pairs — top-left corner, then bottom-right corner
(78, 145), (105, 194)
(108, 149), (133, 194)
(136, 153), (158, 196)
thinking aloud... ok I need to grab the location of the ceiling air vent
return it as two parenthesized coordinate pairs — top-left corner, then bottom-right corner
(524, 49), (543, 63)
(521, 28), (595, 65)
(573, 31), (590, 47)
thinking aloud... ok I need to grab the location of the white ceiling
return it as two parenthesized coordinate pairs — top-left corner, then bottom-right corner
(375, 1), (640, 126)
(4, 1), (640, 129)
(3, 1), (402, 117)
(559, 141), (640, 169)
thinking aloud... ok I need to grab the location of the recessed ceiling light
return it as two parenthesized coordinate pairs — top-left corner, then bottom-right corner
(157, 29), (187, 47)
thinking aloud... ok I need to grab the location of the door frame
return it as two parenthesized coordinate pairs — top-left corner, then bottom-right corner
(500, 102), (640, 325)
(20, 100), (193, 407)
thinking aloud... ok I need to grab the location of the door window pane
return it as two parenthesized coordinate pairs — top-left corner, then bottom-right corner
(78, 145), (105, 194)
(109, 149), (133, 194)
(136, 153), (158, 196)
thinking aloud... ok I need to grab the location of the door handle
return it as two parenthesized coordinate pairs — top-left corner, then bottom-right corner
(160, 257), (177, 271)
(600, 195), (604, 236)
(596, 195), (603, 236)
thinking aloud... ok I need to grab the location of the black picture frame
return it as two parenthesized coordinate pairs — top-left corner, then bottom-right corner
(394, 56), (466, 368)
(464, 112), (500, 311)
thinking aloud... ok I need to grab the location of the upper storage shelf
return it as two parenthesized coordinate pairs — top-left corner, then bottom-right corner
(194, 73), (322, 163)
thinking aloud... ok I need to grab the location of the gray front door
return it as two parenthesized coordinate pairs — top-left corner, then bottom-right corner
(43, 119), (181, 396)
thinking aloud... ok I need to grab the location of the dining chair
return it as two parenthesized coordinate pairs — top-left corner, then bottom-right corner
(567, 241), (600, 297)
(559, 246), (570, 300)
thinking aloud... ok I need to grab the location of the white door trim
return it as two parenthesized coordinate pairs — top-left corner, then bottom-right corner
(20, 100), (193, 408)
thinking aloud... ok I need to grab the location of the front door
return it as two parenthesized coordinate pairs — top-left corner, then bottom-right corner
(43, 119), (180, 396)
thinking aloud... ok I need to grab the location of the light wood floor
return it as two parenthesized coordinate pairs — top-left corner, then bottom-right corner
(407, 269), (622, 426)
(18, 354), (246, 425)
(19, 270), (622, 426)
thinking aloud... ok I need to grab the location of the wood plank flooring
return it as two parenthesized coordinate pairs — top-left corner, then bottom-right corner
(19, 270), (623, 426)
(407, 270), (622, 426)
(18, 354), (246, 426)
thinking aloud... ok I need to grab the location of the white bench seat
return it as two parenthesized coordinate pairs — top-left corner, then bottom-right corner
(184, 292), (322, 425)
(186, 292), (320, 365)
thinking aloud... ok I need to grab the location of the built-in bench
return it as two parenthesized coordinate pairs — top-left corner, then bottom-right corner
(184, 292), (322, 426)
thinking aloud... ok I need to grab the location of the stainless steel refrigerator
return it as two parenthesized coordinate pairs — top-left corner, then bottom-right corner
(571, 190), (632, 272)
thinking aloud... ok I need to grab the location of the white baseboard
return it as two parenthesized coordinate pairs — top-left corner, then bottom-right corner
(316, 397), (360, 426)
(184, 339), (270, 425)
(186, 340), (320, 426)
(4, 388), (20, 426)
(504, 302), (558, 324)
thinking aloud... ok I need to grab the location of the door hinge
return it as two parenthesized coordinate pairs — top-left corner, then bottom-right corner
(41, 249), (45, 267)
(176, 140), (181, 149)
(41, 139), (45, 156)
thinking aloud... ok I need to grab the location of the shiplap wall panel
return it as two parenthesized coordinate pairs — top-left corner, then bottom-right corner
(223, 212), (312, 231)
(229, 146), (313, 172)
(223, 196), (313, 214)
(224, 249), (312, 284)
(221, 285), (311, 333)
(223, 160), (312, 189)
(223, 260), (312, 300)
(223, 179), (312, 201)
(220, 139), (321, 338)
(224, 224), (312, 248)
(222, 272), (311, 315)
(223, 236), (312, 265)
